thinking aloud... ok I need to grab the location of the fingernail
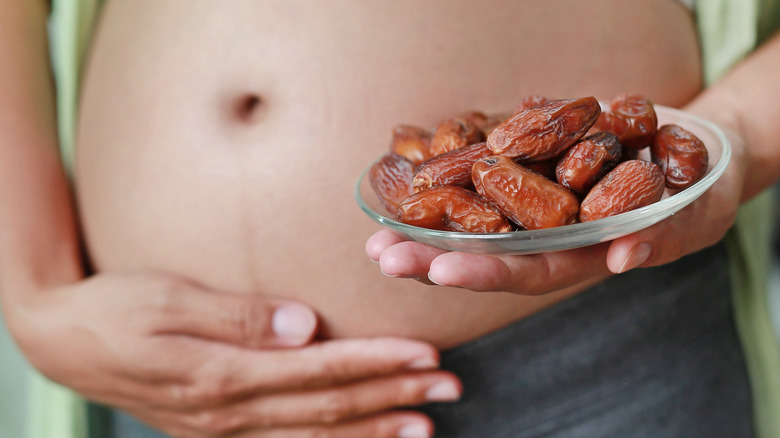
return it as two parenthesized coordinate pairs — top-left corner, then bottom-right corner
(397, 422), (430, 438)
(405, 357), (439, 370)
(272, 304), (315, 342)
(618, 242), (652, 273)
(425, 381), (461, 402)
(380, 267), (399, 278)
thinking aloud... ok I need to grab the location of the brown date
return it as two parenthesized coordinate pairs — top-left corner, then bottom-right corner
(472, 155), (579, 230)
(555, 131), (622, 194)
(524, 158), (558, 180)
(514, 95), (551, 112)
(579, 160), (665, 222)
(397, 185), (512, 233)
(390, 124), (432, 166)
(487, 97), (601, 161)
(429, 117), (485, 157)
(368, 153), (415, 216)
(479, 114), (511, 137)
(595, 93), (657, 149)
(459, 111), (509, 137)
(651, 124), (709, 189)
(413, 142), (493, 192)
(459, 111), (489, 127)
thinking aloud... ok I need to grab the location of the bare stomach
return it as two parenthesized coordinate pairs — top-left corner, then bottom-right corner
(76, 0), (701, 349)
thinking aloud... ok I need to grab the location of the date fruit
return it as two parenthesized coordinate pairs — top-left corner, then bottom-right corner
(429, 117), (485, 157)
(515, 95), (551, 112)
(555, 131), (622, 194)
(487, 97), (600, 161)
(390, 125), (433, 166)
(369, 153), (415, 216)
(651, 124), (709, 189)
(472, 155), (579, 230)
(596, 93), (657, 149)
(397, 185), (512, 233)
(579, 160), (665, 222)
(524, 158), (558, 180)
(413, 142), (493, 192)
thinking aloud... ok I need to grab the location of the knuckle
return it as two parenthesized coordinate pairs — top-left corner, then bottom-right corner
(312, 392), (354, 424)
(298, 356), (349, 388)
(360, 419), (397, 438)
(229, 299), (271, 347)
(149, 277), (186, 315)
(305, 418), (396, 438)
(396, 378), (426, 406)
(251, 409), (277, 429)
(302, 428), (336, 438)
(520, 255), (552, 295)
(664, 238), (686, 264)
(173, 379), (233, 408)
(187, 410), (241, 436)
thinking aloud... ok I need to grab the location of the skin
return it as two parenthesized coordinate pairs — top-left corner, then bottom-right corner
(77, 0), (701, 347)
(7, 0), (780, 437)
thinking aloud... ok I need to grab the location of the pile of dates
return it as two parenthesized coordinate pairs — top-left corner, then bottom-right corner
(369, 93), (709, 233)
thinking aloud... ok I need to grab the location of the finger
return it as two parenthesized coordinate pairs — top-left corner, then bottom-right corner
(168, 372), (459, 434)
(154, 337), (443, 409)
(134, 406), (435, 438)
(378, 240), (448, 278)
(245, 371), (460, 427)
(149, 282), (318, 348)
(234, 412), (435, 438)
(366, 229), (410, 261)
(427, 242), (612, 295)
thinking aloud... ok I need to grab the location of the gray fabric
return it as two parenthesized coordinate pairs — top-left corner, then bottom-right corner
(421, 241), (753, 437)
(104, 242), (752, 438)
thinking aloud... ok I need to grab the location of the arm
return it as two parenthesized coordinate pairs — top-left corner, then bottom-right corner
(0, 0), (81, 300)
(0, 3), (458, 437)
(688, 30), (780, 203)
(367, 30), (780, 292)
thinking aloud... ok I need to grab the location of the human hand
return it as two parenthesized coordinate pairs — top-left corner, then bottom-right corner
(8, 273), (461, 438)
(366, 115), (746, 295)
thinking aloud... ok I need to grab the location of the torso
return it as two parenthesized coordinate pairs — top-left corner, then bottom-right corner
(76, 0), (701, 349)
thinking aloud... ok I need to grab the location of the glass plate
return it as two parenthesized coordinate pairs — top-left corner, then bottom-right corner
(355, 105), (731, 255)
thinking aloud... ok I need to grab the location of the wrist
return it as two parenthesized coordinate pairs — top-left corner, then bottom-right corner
(682, 88), (753, 202)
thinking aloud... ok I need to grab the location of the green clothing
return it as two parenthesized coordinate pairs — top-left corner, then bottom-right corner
(14, 1), (780, 437)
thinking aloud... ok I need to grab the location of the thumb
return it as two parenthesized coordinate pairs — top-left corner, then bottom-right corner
(148, 281), (318, 348)
(605, 193), (734, 274)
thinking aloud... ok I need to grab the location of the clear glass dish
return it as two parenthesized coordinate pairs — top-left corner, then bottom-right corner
(355, 105), (731, 255)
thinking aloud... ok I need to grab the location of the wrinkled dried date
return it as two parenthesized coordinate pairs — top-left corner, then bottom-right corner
(579, 160), (665, 222)
(429, 117), (485, 157)
(595, 93), (657, 149)
(472, 156), (579, 230)
(487, 97), (600, 161)
(370, 92), (710, 234)
(413, 142), (493, 192)
(459, 111), (489, 128)
(390, 125), (432, 166)
(368, 153), (415, 216)
(515, 95), (551, 112)
(524, 158), (558, 180)
(651, 124), (709, 189)
(397, 185), (512, 233)
(556, 131), (622, 194)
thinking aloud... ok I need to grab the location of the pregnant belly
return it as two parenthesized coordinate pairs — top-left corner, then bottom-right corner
(75, 0), (701, 349)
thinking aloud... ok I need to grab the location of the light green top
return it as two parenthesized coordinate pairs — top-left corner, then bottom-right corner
(19, 1), (780, 437)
